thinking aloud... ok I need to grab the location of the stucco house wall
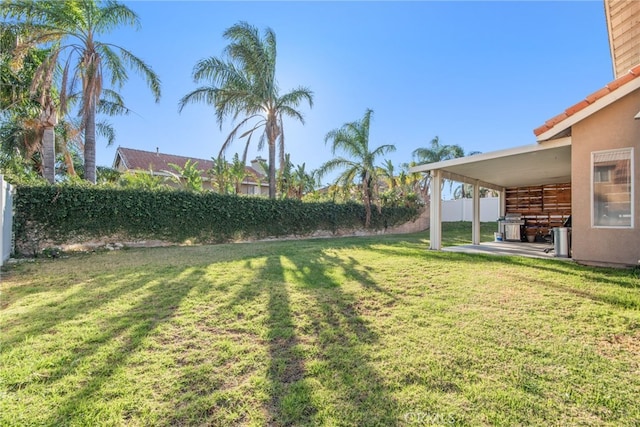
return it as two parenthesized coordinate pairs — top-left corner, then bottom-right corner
(571, 88), (640, 266)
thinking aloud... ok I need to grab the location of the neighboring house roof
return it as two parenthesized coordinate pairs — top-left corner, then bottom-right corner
(533, 63), (640, 141)
(113, 147), (266, 184)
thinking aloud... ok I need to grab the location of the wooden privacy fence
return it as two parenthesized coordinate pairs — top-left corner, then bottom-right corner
(505, 183), (571, 235)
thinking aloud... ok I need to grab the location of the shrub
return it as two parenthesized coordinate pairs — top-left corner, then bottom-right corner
(13, 185), (419, 252)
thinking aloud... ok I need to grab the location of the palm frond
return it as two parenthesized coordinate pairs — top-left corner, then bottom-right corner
(238, 117), (266, 138)
(112, 44), (161, 101)
(96, 119), (115, 146)
(218, 114), (264, 158)
(316, 157), (358, 179)
(278, 86), (313, 108)
(97, 43), (128, 88)
(370, 143), (396, 158)
(98, 98), (131, 116)
(192, 56), (248, 89)
(94, 1), (140, 33)
(257, 132), (266, 152)
(177, 86), (217, 113)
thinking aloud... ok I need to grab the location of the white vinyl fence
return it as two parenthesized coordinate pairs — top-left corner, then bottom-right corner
(442, 197), (499, 222)
(1, 175), (13, 265)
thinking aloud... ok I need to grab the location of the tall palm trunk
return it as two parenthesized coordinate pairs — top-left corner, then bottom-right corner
(278, 114), (285, 174)
(268, 140), (276, 198)
(40, 101), (57, 184)
(84, 100), (97, 184)
(42, 126), (55, 183)
(266, 113), (280, 199)
(363, 171), (372, 228)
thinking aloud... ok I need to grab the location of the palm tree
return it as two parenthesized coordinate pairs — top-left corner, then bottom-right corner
(278, 153), (315, 199)
(378, 159), (397, 190)
(277, 152), (294, 197)
(453, 183), (498, 199)
(412, 136), (465, 164)
(291, 162), (315, 199)
(0, 22), (34, 113)
(119, 168), (164, 190)
(2, 0), (162, 184)
(228, 153), (250, 194)
(38, 94), (56, 182)
(318, 109), (396, 227)
(1, 23), (57, 181)
(178, 21), (313, 199)
(167, 159), (204, 193)
(411, 136), (467, 200)
(95, 165), (120, 185)
(208, 156), (231, 194)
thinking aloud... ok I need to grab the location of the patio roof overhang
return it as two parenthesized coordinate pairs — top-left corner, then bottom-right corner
(408, 137), (572, 190)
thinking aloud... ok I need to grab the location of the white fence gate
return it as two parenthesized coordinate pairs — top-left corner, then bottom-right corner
(1, 175), (13, 265)
(442, 197), (499, 222)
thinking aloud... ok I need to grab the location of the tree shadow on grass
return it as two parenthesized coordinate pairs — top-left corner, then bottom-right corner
(258, 255), (317, 425)
(445, 252), (640, 309)
(221, 249), (400, 425)
(3, 267), (209, 425)
(1, 270), (162, 349)
(364, 242), (640, 304)
(51, 268), (209, 425)
(276, 252), (401, 425)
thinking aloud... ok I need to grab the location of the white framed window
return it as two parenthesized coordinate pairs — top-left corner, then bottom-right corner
(591, 148), (634, 228)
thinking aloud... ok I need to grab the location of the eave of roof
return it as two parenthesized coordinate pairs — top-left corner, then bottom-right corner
(604, 0), (616, 78)
(409, 137), (572, 190)
(113, 147), (128, 169)
(534, 64), (640, 141)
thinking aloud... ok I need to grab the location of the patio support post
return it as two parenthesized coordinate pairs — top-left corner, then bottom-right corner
(429, 170), (442, 250)
(472, 180), (480, 245)
(499, 189), (506, 217)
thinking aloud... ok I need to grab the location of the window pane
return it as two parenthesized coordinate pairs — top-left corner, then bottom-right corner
(593, 149), (632, 227)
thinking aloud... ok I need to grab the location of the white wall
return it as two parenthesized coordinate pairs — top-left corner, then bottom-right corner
(442, 197), (499, 222)
(1, 175), (13, 265)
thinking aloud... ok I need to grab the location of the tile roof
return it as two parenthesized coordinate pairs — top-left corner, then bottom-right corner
(113, 147), (265, 181)
(533, 63), (640, 137)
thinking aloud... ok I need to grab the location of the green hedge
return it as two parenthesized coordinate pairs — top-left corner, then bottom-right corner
(14, 186), (418, 251)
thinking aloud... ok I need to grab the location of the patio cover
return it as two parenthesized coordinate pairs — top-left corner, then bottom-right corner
(408, 137), (571, 191)
(411, 65), (640, 251)
(408, 136), (571, 250)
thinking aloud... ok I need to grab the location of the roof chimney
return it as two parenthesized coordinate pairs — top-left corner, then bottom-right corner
(156, 147), (159, 156)
(251, 156), (266, 175)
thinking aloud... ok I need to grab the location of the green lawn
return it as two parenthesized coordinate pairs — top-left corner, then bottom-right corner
(1, 223), (639, 426)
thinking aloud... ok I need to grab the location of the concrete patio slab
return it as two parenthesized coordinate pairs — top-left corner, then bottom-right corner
(442, 241), (572, 261)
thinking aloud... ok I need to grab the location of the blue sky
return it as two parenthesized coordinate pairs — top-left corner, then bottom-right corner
(102, 1), (611, 186)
